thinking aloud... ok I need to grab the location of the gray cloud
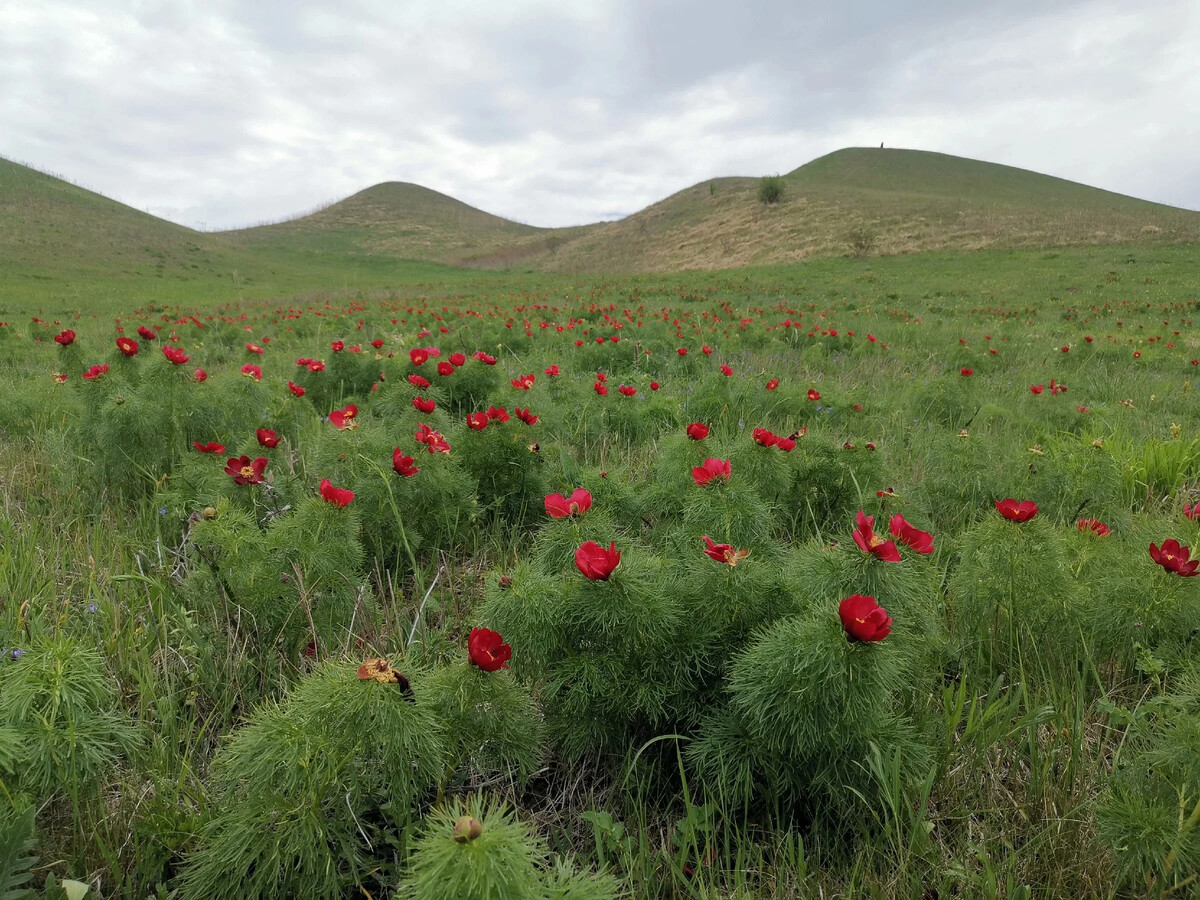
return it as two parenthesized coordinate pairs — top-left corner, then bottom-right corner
(1, 0), (1196, 230)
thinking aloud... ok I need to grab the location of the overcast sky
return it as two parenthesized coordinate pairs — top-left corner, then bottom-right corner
(2, 0), (1197, 230)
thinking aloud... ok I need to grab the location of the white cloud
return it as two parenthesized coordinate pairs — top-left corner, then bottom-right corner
(0, 0), (1196, 230)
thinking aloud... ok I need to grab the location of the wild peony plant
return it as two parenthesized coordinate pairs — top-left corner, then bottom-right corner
(183, 493), (366, 658)
(950, 504), (1083, 679)
(422, 631), (545, 788)
(175, 660), (447, 900)
(0, 638), (142, 800)
(688, 609), (931, 816)
(395, 794), (619, 900)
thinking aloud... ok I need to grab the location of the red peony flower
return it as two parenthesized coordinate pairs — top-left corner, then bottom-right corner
(256, 428), (280, 448)
(437, 360), (455, 376)
(329, 403), (359, 430)
(466, 412), (489, 431)
(1077, 518), (1111, 536)
(193, 441), (225, 453)
(852, 510), (902, 562)
(618, 384), (637, 396)
(408, 374), (431, 389)
(162, 346), (190, 365)
(245, 343), (263, 355)
(319, 478), (354, 506)
(486, 406), (509, 422)
(889, 514), (934, 554)
(702, 345), (713, 355)
(765, 378), (779, 390)
(720, 364), (733, 377)
(413, 396), (436, 413)
(288, 380), (305, 397)
(544, 365), (559, 376)
(702, 535), (750, 566)
(839, 594), (892, 642)
(331, 340), (345, 352)
(240, 363), (262, 381)
(545, 488), (592, 519)
(54, 329), (76, 346)
(225, 455), (268, 485)
(692, 457), (732, 486)
(137, 325), (156, 341)
(995, 498), (1038, 522)
(410, 348), (429, 366)
(116, 336), (139, 356)
(1149, 539), (1199, 577)
(650, 381), (660, 390)
(393, 448), (420, 477)
(594, 381), (608, 395)
(1030, 384), (1044, 395)
(686, 422), (709, 441)
(752, 427), (778, 448)
(575, 540), (621, 580)
(807, 388), (821, 401)
(82, 363), (109, 380)
(677, 347), (688, 356)
(308, 360), (325, 372)
(1185, 504), (1200, 521)
(371, 338), (384, 349)
(514, 407), (537, 425)
(415, 423), (450, 454)
(467, 627), (512, 671)
(960, 368), (973, 376)
(449, 352), (466, 367)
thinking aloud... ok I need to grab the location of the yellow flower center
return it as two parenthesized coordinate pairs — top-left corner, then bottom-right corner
(240, 465), (255, 479)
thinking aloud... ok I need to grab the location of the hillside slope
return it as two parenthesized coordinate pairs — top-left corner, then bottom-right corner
(222, 181), (583, 265)
(529, 148), (1200, 272)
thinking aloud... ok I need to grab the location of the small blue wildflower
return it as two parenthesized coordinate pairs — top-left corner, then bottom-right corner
(159, 507), (167, 516)
(8, 649), (24, 661)
(85, 602), (99, 614)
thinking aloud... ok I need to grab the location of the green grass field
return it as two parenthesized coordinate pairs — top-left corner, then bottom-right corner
(3, 152), (1200, 899)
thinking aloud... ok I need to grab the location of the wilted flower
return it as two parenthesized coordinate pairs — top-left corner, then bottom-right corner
(467, 627), (512, 671)
(839, 594), (892, 642)
(995, 498), (1038, 522)
(545, 488), (592, 519)
(575, 540), (621, 580)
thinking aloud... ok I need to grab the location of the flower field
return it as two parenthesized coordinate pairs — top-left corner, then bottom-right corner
(2, 245), (1200, 897)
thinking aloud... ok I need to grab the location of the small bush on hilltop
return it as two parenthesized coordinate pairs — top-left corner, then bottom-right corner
(757, 175), (785, 205)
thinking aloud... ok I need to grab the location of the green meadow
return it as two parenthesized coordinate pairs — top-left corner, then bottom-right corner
(3, 151), (1200, 899)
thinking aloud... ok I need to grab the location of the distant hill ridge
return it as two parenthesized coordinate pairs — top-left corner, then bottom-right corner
(2, 148), (1197, 282)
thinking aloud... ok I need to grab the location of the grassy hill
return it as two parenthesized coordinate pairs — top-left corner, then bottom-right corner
(222, 181), (586, 265)
(2, 149), (1198, 303)
(528, 148), (1200, 271)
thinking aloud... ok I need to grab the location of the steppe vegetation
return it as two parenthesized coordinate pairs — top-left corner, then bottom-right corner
(2, 150), (1200, 898)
